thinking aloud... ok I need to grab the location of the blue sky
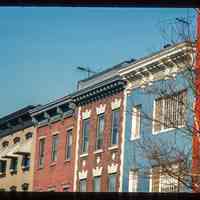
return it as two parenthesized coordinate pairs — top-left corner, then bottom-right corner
(0, 7), (196, 117)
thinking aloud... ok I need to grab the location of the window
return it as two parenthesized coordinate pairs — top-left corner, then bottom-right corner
(111, 109), (120, 145)
(21, 183), (29, 191)
(93, 176), (101, 192)
(13, 137), (20, 144)
(63, 186), (70, 192)
(51, 135), (59, 162)
(82, 119), (89, 153)
(2, 141), (9, 148)
(151, 165), (179, 192)
(153, 90), (187, 133)
(129, 170), (138, 192)
(96, 114), (104, 150)
(131, 105), (141, 140)
(108, 173), (117, 192)
(38, 138), (45, 168)
(22, 155), (30, 170)
(0, 160), (6, 175)
(79, 179), (87, 192)
(66, 129), (73, 160)
(25, 132), (33, 140)
(10, 158), (18, 173)
(10, 186), (17, 191)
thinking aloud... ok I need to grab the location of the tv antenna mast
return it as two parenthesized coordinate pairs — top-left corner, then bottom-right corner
(77, 66), (96, 78)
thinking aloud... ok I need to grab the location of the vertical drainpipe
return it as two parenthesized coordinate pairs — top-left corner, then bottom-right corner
(73, 106), (81, 191)
(192, 11), (200, 192)
(119, 89), (127, 192)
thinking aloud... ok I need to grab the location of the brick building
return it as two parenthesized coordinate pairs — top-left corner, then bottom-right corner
(72, 71), (127, 192)
(30, 96), (77, 192)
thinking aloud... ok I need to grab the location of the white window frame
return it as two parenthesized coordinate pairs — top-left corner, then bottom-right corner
(152, 90), (186, 135)
(131, 105), (141, 140)
(128, 169), (138, 192)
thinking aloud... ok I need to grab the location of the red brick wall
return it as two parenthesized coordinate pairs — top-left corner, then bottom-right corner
(76, 91), (124, 192)
(33, 115), (77, 192)
(192, 12), (200, 192)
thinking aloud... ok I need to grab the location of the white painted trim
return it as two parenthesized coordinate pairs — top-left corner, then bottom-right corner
(96, 104), (106, 115)
(119, 89), (127, 192)
(119, 44), (192, 76)
(149, 168), (152, 192)
(111, 99), (121, 110)
(73, 107), (81, 191)
(92, 166), (103, 177)
(152, 100), (156, 135)
(82, 109), (91, 120)
(78, 170), (88, 180)
(108, 145), (118, 151)
(79, 153), (88, 158)
(108, 163), (118, 174)
(93, 149), (103, 154)
(38, 136), (46, 139)
(51, 131), (60, 136)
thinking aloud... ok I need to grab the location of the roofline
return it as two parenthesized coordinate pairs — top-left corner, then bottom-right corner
(0, 105), (36, 125)
(119, 41), (195, 76)
(30, 95), (72, 116)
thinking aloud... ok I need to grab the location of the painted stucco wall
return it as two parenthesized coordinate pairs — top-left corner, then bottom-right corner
(0, 126), (36, 191)
(122, 73), (194, 192)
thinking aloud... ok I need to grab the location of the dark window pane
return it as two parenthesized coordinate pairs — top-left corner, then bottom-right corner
(79, 179), (87, 192)
(39, 138), (45, 168)
(108, 174), (117, 192)
(51, 135), (59, 162)
(82, 119), (89, 153)
(66, 129), (73, 160)
(111, 109), (120, 145)
(93, 176), (101, 192)
(96, 114), (104, 150)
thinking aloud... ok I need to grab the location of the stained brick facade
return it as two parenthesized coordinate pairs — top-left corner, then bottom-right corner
(75, 91), (125, 192)
(32, 98), (77, 192)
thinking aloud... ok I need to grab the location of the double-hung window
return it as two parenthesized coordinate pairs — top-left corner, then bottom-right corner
(131, 105), (141, 140)
(66, 129), (73, 160)
(96, 114), (104, 150)
(38, 138), (45, 168)
(79, 179), (87, 192)
(111, 109), (120, 145)
(153, 90), (187, 133)
(51, 134), (59, 162)
(108, 173), (117, 192)
(0, 160), (6, 175)
(82, 119), (89, 153)
(151, 165), (179, 192)
(10, 158), (18, 173)
(129, 169), (138, 192)
(93, 176), (101, 192)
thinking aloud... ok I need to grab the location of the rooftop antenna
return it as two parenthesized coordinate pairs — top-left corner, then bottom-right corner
(77, 66), (96, 78)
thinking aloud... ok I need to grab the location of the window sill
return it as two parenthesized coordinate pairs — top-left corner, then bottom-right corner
(108, 145), (118, 151)
(152, 126), (185, 135)
(130, 136), (140, 141)
(80, 153), (88, 158)
(93, 149), (103, 154)
(64, 159), (71, 163)
(50, 162), (56, 167)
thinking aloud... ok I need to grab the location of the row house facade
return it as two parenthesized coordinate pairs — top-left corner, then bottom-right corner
(72, 75), (126, 192)
(0, 105), (37, 191)
(119, 42), (195, 192)
(30, 96), (77, 192)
